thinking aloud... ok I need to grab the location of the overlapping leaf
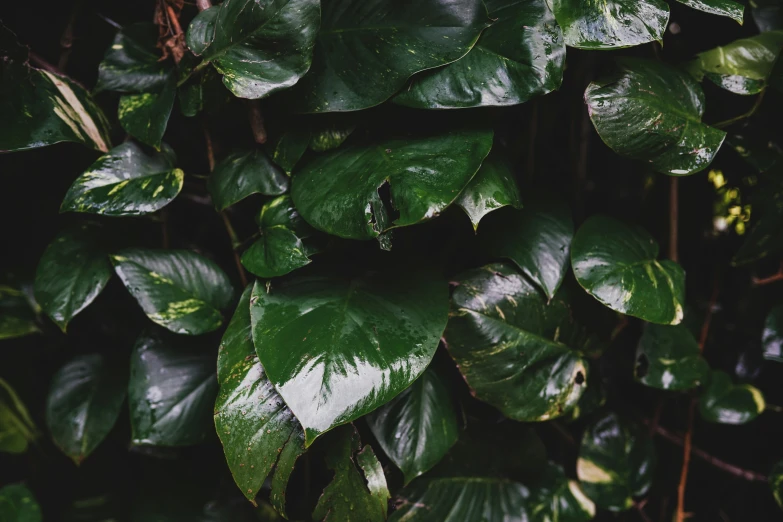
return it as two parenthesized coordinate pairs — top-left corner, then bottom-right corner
(0, 379), (37, 454)
(0, 484), (42, 522)
(119, 76), (177, 150)
(635, 324), (709, 390)
(0, 285), (39, 340)
(95, 22), (171, 93)
(455, 152), (522, 230)
(265, 129), (311, 175)
(208, 149), (289, 211)
(527, 462), (596, 521)
(699, 370), (766, 424)
(675, 0), (744, 23)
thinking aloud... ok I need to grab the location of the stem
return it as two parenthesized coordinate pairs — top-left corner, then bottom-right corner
(714, 91), (766, 129)
(58, 0), (83, 72)
(675, 400), (695, 522)
(176, 60), (210, 88)
(753, 263), (783, 286)
(247, 100), (267, 144)
(669, 177), (678, 262)
(699, 276), (720, 352)
(29, 52), (61, 74)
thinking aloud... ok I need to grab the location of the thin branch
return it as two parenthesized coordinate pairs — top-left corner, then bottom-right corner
(713, 91), (766, 129)
(28, 52), (60, 74)
(699, 276), (720, 352)
(675, 400), (696, 522)
(635, 499), (654, 522)
(58, 0), (83, 71)
(753, 263), (783, 286)
(247, 100), (267, 144)
(669, 177), (678, 262)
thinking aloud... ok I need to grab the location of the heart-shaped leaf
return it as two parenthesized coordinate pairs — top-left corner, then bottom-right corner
(527, 462), (596, 521)
(291, 129), (494, 243)
(367, 367), (459, 484)
(394, 0), (564, 109)
(0, 379), (37, 454)
(699, 370), (766, 425)
(61, 142), (184, 217)
(111, 249), (234, 335)
(0, 285), (39, 341)
(118, 75), (177, 150)
(635, 324), (709, 391)
(763, 305), (783, 362)
(284, 0), (488, 112)
(548, 0), (669, 50)
(185, 0), (320, 99)
(444, 263), (589, 422)
(0, 484), (41, 522)
(45, 355), (127, 464)
(250, 269), (448, 445)
(455, 152), (522, 231)
(577, 412), (656, 511)
(95, 22), (171, 93)
(585, 58), (726, 176)
(208, 149), (289, 211)
(572, 215), (685, 325)
(675, 0), (744, 23)
(129, 331), (218, 446)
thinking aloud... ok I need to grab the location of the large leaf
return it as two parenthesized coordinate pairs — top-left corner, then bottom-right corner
(547, 0), (669, 50)
(675, 0), (744, 23)
(585, 58), (726, 176)
(444, 263), (589, 422)
(284, 0), (488, 112)
(207, 149), (289, 211)
(61, 142), (184, 217)
(291, 129), (493, 243)
(0, 484), (42, 522)
(111, 249), (233, 335)
(577, 412), (656, 512)
(250, 269), (448, 445)
(635, 324), (709, 391)
(394, 0), (564, 109)
(34, 225), (112, 331)
(215, 287), (305, 508)
(763, 305), (783, 362)
(0, 379), (37, 454)
(118, 76), (177, 150)
(45, 354), (127, 464)
(0, 285), (39, 340)
(455, 152), (522, 230)
(366, 367), (459, 484)
(571, 215), (685, 325)
(129, 331), (218, 446)
(527, 462), (596, 521)
(699, 370), (766, 425)
(479, 195), (573, 300)
(185, 0), (320, 99)
(95, 22), (171, 93)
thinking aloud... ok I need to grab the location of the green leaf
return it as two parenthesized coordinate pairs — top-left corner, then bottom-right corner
(366, 367), (459, 484)
(34, 225), (112, 331)
(240, 195), (316, 278)
(0, 285), (39, 340)
(577, 412), (656, 512)
(0, 484), (42, 522)
(284, 0), (488, 112)
(0, 379), (37, 454)
(527, 462), (596, 521)
(763, 304), (783, 362)
(548, 0), (669, 50)
(733, 172), (783, 265)
(394, 0), (565, 109)
(61, 142), (184, 217)
(118, 75), (177, 150)
(675, 0), (744, 23)
(207, 149), (289, 211)
(585, 58), (726, 176)
(45, 354), (127, 464)
(635, 324), (709, 391)
(250, 269), (448, 446)
(444, 263), (589, 422)
(111, 249), (234, 335)
(178, 68), (230, 118)
(312, 425), (389, 522)
(95, 22), (171, 93)
(754, 1), (783, 32)
(571, 215), (685, 325)
(265, 129), (311, 175)
(310, 123), (355, 152)
(291, 129), (494, 242)
(771, 460), (783, 510)
(185, 0), (320, 99)
(699, 370), (766, 425)
(129, 331), (218, 446)
(687, 32), (783, 95)
(478, 195), (573, 300)
(455, 152), (522, 230)
(215, 287), (305, 508)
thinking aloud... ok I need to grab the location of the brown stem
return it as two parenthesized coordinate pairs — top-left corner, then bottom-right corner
(247, 100), (267, 144)
(753, 263), (783, 286)
(58, 0), (83, 72)
(29, 52), (61, 74)
(675, 400), (696, 522)
(196, 0), (213, 11)
(698, 276), (720, 352)
(165, 4), (184, 36)
(669, 177), (678, 262)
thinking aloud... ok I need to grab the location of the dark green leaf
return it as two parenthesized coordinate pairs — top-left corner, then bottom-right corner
(250, 269), (448, 445)
(763, 305), (783, 362)
(635, 324), (709, 390)
(61, 142), (184, 217)
(95, 22), (171, 93)
(0, 484), (42, 522)
(366, 367), (459, 484)
(178, 68), (230, 118)
(585, 58), (726, 176)
(733, 172), (783, 265)
(111, 249), (234, 335)
(444, 263), (589, 422)
(455, 152), (522, 230)
(265, 129), (311, 175)
(699, 370), (766, 424)
(571, 215), (685, 325)
(118, 75), (177, 150)
(771, 460), (783, 510)
(577, 412), (656, 512)
(675, 0), (744, 23)
(0, 285), (39, 340)
(208, 149), (289, 211)
(527, 462), (596, 521)
(0, 379), (37, 454)
(45, 354), (127, 464)
(310, 124), (355, 152)
(394, 0), (564, 109)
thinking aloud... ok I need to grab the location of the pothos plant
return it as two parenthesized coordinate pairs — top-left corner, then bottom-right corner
(3, 0), (783, 520)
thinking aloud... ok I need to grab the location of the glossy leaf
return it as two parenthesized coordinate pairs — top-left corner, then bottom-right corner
(763, 305), (783, 362)
(185, 0), (320, 99)
(208, 149), (289, 211)
(585, 58), (726, 176)
(0, 285), (39, 340)
(366, 367), (459, 484)
(577, 412), (656, 512)
(118, 75), (177, 150)
(394, 0), (565, 109)
(675, 0), (744, 23)
(527, 462), (596, 521)
(479, 195), (573, 299)
(771, 460), (783, 510)
(215, 287), (305, 507)
(291, 129), (493, 242)
(266, 129), (311, 175)
(0, 484), (42, 522)
(548, 0), (669, 50)
(285, 0), (488, 112)
(0, 379), (37, 454)
(635, 324), (709, 391)
(129, 331), (218, 446)
(733, 172), (783, 265)
(444, 263), (589, 422)
(34, 225), (112, 331)
(61, 142), (184, 217)
(572, 215), (685, 325)
(95, 22), (171, 93)
(45, 354), (127, 464)
(699, 370), (766, 425)
(250, 269), (448, 445)
(455, 152), (522, 230)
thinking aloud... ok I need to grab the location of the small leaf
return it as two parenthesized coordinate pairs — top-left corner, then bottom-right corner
(699, 370), (766, 425)
(0, 379), (38, 454)
(527, 462), (596, 521)
(577, 412), (656, 512)
(771, 460), (783, 510)
(0, 285), (39, 340)
(455, 152), (522, 230)
(571, 215), (685, 325)
(635, 324), (709, 391)
(95, 22), (171, 93)
(207, 149), (289, 211)
(45, 354), (127, 464)
(61, 142), (184, 217)
(675, 0), (744, 23)
(763, 305), (783, 362)
(310, 124), (355, 152)
(0, 484), (42, 522)
(265, 129), (311, 175)
(178, 68), (229, 118)
(111, 249), (233, 335)
(118, 75), (177, 150)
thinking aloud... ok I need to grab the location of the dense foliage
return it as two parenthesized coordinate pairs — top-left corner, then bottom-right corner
(4, 0), (783, 520)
